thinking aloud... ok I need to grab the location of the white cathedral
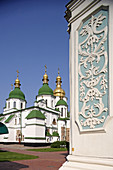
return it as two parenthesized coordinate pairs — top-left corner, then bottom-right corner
(0, 67), (70, 145)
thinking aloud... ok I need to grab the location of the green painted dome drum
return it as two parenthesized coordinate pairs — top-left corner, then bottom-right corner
(9, 87), (25, 100)
(38, 83), (53, 95)
(56, 99), (67, 106)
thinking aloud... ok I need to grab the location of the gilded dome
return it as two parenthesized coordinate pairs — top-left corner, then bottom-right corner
(43, 73), (49, 84)
(53, 69), (65, 97)
(53, 87), (65, 97)
(14, 70), (21, 88)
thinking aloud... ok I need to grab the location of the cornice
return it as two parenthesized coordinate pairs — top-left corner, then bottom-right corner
(66, 0), (85, 12)
(69, 0), (101, 23)
(65, 0), (101, 33)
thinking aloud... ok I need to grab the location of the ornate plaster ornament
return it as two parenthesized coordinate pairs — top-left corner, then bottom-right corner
(78, 10), (108, 130)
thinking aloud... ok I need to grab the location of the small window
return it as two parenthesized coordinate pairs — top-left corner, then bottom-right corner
(61, 108), (63, 117)
(15, 119), (17, 125)
(19, 118), (21, 124)
(65, 108), (66, 117)
(51, 100), (53, 107)
(14, 102), (16, 108)
(52, 118), (56, 125)
(8, 102), (10, 109)
(20, 103), (23, 109)
(46, 100), (47, 106)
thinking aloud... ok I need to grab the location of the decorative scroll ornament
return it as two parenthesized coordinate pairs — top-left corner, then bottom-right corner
(78, 11), (108, 130)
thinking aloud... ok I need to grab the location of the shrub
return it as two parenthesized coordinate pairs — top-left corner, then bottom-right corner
(51, 141), (66, 148)
(55, 108), (59, 111)
(52, 131), (59, 136)
(46, 131), (52, 136)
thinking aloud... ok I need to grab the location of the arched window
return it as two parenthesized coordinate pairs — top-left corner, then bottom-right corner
(51, 100), (53, 107)
(19, 118), (21, 124)
(15, 119), (17, 125)
(46, 100), (47, 106)
(52, 118), (56, 125)
(65, 108), (67, 117)
(14, 102), (16, 108)
(20, 103), (23, 109)
(8, 102), (10, 109)
(61, 108), (63, 117)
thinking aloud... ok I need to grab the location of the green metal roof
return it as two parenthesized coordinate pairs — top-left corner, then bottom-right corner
(0, 122), (8, 134)
(0, 117), (4, 121)
(56, 99), (68, 106)
(26, 110), (46, 120)
(38, 83), (53, 96)
(9, 87), (25, 101)
(58, 117), (70, 121)
(5, 114), (15, 123)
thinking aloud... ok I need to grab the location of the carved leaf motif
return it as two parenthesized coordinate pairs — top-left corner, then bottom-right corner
(80, 26), (89, 36)
(81, 116), (105, 129)
(95, 14), (106, 27)
(78, 12), (108, 130)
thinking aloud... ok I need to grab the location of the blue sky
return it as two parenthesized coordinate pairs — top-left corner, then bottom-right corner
(0, 0), (69, 113)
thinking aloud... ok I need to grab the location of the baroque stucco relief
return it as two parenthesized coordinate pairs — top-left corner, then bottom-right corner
(77, 8), (108, 131)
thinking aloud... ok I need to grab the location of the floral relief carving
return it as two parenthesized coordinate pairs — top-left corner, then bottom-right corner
(78, 11), (108, 129)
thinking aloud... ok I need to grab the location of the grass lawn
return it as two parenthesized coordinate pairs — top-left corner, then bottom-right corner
(0, 150), (38, 162)
(27, 148), (67, 152)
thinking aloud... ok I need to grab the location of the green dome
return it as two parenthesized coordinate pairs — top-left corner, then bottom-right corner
(9, 87), (25, 101)
(38, 83), (53, 96)
(56, 99), (68, 106)
(26, 110), (46, 120)
(0, 122), (8, 134)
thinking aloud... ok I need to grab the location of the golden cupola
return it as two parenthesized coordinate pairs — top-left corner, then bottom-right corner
(14, 70), (21, 88)
(53, 68), (65, 97)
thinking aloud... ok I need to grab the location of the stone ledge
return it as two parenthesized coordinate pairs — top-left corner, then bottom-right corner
(59, 155), (113, 170)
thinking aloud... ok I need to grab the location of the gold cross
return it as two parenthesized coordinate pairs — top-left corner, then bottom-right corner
(58, 68), (60, 76)
(16, 70), (19, 78)
(45, 65), (47, 73)
(11, 84), (13, 91)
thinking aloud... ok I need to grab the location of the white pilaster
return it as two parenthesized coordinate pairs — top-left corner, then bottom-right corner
(60, 0), (113, 169)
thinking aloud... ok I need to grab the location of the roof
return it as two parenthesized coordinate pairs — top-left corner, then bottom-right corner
(26, 110), (46, 120)
(58, 117), (70, 121)
(38, 83), (53, 96)
(3, 105), (59, 116)
(56, 99), (68, 106)
(0, 117), (4, 121)
(5, 114), (15, 123)
(9, 87), (25, 101)
(0, 122), (8, 134)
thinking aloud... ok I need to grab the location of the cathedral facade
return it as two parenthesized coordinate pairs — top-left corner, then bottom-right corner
(0, 67), (70, 145)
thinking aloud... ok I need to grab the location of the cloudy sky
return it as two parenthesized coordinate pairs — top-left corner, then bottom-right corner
(0, 0), (69, 113)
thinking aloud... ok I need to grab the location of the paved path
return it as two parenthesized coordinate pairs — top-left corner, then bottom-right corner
(0, 144), (68, 170)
